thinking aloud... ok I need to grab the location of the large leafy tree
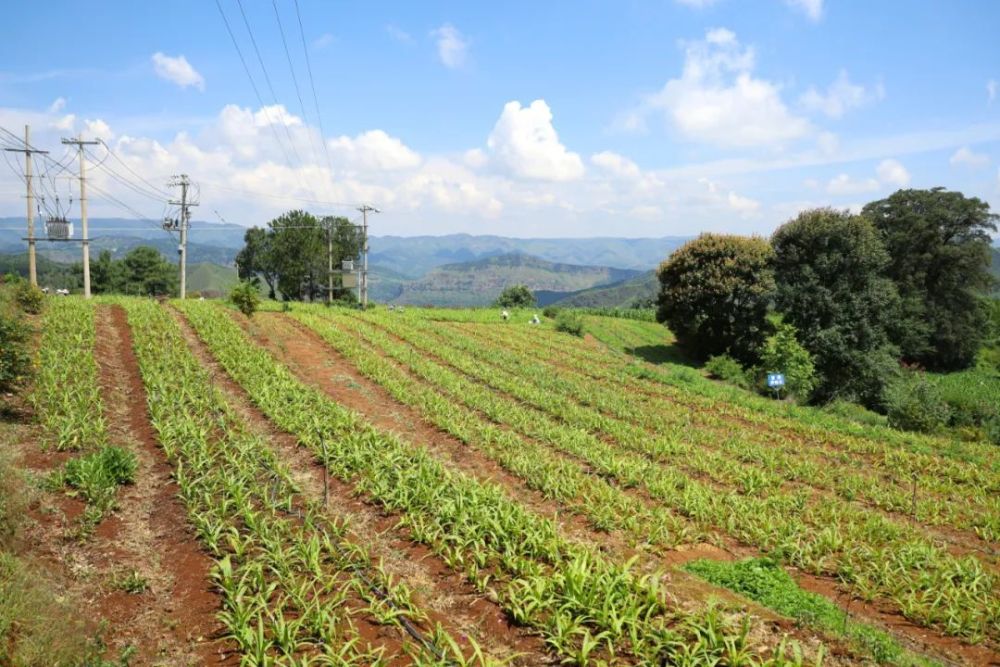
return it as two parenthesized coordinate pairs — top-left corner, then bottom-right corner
(862, 188), (998, 370)
(655, 234), (774, 365)
(235, 211), (361, 302)
(495, 284), (535, 308)
(772, 209), (900, 407)
(77, 246), (176, 296)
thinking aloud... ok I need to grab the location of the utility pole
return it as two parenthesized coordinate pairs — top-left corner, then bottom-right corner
(326, 219), (334, 305)
(167, 174), (197, 299)
(62, 135), (100, 298)
(4, 126), (48, 287)
(357, 205), (378, 309)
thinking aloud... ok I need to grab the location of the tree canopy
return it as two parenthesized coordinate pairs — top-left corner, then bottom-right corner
(235, 210), (362, 302)
(862, 188), (999, 370)
(83, 246), (178, 296)
(494, 284), (535, 308)
(771, 209), (900, 407)
(655, 234), (774, 365)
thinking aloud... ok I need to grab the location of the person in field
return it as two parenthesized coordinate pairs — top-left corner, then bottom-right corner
(501, 309), (510, 321)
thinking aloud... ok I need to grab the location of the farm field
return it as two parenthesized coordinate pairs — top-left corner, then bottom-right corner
(5, 297), (1000, 666)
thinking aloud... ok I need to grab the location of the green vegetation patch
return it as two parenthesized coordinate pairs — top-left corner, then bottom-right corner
(684, 557), (936, 666)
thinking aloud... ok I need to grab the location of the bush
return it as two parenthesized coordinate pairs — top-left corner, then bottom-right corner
(0, 315), (31, 394)
(495, 285), (535, 308)
(757, 320), (816, 402)
(229, 281), (261, 318)
(542, 306), (560, 319)
(554, 311), (584, 336)
(985, 416), (1000, 446)
(822, 399), (888, 428)
(13, 282), (44, 314)
(884, 371), (952, 433)
(61, 446), (137, 517)
(704, 354), (750, 389)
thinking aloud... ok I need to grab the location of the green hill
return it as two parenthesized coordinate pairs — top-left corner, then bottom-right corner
(545, 270), (659, 308)
(187, 262), (239, 296)
(393, 253), (642, 306)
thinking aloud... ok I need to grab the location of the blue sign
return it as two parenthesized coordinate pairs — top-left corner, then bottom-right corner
(767, 373), (786, 388)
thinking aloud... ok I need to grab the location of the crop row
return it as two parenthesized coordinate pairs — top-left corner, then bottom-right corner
(180, 300), (819, 666)
(121, 299), (473, 666)
(465, 320), (1000, 487)
(312, 308), (998, 643)
(381, 313), (996, 541)
(31, 298), (107, 451)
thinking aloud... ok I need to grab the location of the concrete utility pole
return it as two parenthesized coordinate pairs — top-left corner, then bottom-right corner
(168, 174), (197, 299)
(62, 135), (100, 298)
(326, 219), (334, 305)
(5, 126), (49, 287)
(357, 205), (378, 309)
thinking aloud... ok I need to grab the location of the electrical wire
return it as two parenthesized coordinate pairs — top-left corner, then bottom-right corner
(271, 0), (322, 177)
(293, 0), (335, 179)
(98, 138), (172, 198)
(214, 0), (297, 173)
(233, 0), (306, 173)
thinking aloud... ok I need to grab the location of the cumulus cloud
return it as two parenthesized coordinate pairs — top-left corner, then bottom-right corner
(329, 130), (422, 171)
(826, 173), (879, 195)
(151, 52), (205, 91)
(486, 100), (584, 181)
(629, 28), (811, 148)
(950, 146), (990, 169)
(83, 118), (114, 141)
(431, 24), (468, 69)
(590, 151), (641, 179)
(799, 70), (883, 118)
(876, 158), (910, 187)
(785, 0), (823, 21)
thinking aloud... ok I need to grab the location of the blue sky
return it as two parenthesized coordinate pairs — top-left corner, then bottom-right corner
(1, 0), (998, 238)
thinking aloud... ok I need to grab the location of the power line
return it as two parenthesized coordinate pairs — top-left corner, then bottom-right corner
(97, 139), (171, 198)
(293, 0), (335, 179)
(214, 0), (297, 173)
(271, 0), (322, 177)
(233, 0), (305, 171)
(85, 145), (170, 203)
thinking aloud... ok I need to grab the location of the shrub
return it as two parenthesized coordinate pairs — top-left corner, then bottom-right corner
(229, 281), (261, 318)
(884, 371), (952, 433)
(495, 285), (535, 308)
(554, 310), (584, 336)
(13, 282), (45, 314)
(757, 320), (816, 402)
(62, 446), (137, 516)
(0, 315), (31, 394)
(704, 354), (750, 389)
(542, 306), (560, 319)
(822, 399), (888, 428)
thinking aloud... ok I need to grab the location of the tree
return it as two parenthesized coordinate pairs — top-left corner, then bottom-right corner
(863, 188), (999, 370)
(122, 246), (177, 296)
(757, 318), (816, 403)
(235, 227), (276, 299)
(495, 284), (535, 308)
(655, 234), (774, 365)
(91, 250), (125, 294)
(772, 209), (900, 407)
(234, 211), (362, 302)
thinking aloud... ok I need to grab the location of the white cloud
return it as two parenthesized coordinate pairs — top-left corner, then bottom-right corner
(313, 33), (334, 50)
(51, 113), (75, 131)
(988, 80), (997, 104)
(630, 28), (811, 148)
(431, 24), (468, 69)
(876, 158), (910, 187)
(826, 173), (879, 195)
(463, 148), (487, 168)
(47, 97), (66, 114)
(590, 151), (641, 179)
(800, 70), (883, 118)
(385, 25), (413, 44)
(83, 118), (114, 141)
(728, 191), (760, 214)
(329, 130), (422, 171)
(785, 0), (823, 21)
(486, 100), (584, 181)
(949, 146), (990, 169)
(151, 52), (205, 91)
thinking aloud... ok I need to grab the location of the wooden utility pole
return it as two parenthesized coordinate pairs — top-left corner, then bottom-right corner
(4, 126), (48, 287)
(61, 135), (100, 298)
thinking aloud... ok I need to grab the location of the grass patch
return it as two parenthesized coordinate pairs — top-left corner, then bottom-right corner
(50, 445), (137, 528)
(684, 557), (938, 666)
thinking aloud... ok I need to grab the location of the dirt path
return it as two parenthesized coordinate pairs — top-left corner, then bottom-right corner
(171, 307), (552, 665)
(94, 304), (232, 664)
